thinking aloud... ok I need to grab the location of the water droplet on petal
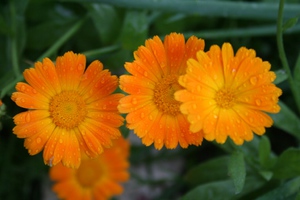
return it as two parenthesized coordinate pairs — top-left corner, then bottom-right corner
(77, 64), (84, 71)
(25, 113), (31, 122)
(249, 117), (254, 123)
(250, 76), (258, 85)
(132, 98), (137, 105)
(255, 99), (262, 106)
(36, 137), (41, 144)
(149, 115), (153, 121)
(59, 138), (63, 143)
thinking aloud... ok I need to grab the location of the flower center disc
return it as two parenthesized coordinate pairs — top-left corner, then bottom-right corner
(153, 74), (182, 115)
(76, 159), (102, 187)
(49, 91), (87, 129)
(215, 89), (236, 109)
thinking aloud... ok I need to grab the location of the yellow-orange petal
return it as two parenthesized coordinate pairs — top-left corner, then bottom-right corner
(55, 51), (86, 91)
(176, 42), (282, 145)
(24, 122), (55, 155)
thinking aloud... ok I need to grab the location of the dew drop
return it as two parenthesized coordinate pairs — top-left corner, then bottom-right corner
(232, 68), (236, 73)
(77, 64), (84, 71)
(255, 99), (262, 106)
(149, 115), (153, 121)
(140, 112), (145, 119)
(250, 76), (258, 85)
(59, 138), (63, 143)
(20, 85), (26, 92)
(144, 71), (148, 77)
(249, 117), (254, 123)
(36, 137), (41, 144)
(132, 98), (137, 105)
(192, 104), (197, 109)
(196, 85), (201, 92)
(25, 113), (31, 122)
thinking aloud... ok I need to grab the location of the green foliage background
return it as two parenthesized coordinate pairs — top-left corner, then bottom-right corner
(1, 0), (300, 199)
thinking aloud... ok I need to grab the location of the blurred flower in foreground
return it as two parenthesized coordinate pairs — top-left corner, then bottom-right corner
(175, 43), (282, 145)
(50, 137), (130, 200)
(119, 32), (205, 149)
(11, 51), (124, 168)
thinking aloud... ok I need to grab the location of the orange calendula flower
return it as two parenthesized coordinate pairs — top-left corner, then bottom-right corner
(118, 32), (205, 149)
(175, 43), (282, 145)
(50, 137), (130, 200)
(11, 51), (124, 168)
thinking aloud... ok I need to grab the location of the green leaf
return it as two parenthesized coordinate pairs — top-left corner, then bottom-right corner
(293, 52), (300, 94)
(85, 4), (121, 44)
(274, 69), (288, 85)
(228, 151), (246, 194)
(259, 136), (272, 170)
(120, 10), (148, 50)
(181, 176), (266, 200)
(283, 17), (299, 32)
(270, 101), (300, 140)
(181, 179), (236, 200)
(61, 0), (300, 20)
(273, 148), (300, 179)
(256, 177), (300, 200)
(184, 156), (230, 187)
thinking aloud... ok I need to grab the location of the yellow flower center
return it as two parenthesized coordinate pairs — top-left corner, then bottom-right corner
(76, 159), (103, 187)
(49, 91), (87, 129)
(153, 74), (182, 115)
(215, 89), (236, 109)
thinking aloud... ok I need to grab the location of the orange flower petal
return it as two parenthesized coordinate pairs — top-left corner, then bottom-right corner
(55, 51), (86, 91)
(12, 51), (123, 168)
(24, 122), (55, 155)
(176, 42), (281, 145)
(13, 117), (52, 138)
(119, 32), (205, 149)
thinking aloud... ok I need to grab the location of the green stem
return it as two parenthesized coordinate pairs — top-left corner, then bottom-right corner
(81, 44), (121, 58)
(276, 0), (300, 113)
(36, 16), (87, 62)
(1, 17), (87, 98)
(10, 0), (21, 77)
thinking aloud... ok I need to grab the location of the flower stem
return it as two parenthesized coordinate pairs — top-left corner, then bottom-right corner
(276, 0), (300, 113)
(10, 0), (21, 77)
(36, 16), (87, 62)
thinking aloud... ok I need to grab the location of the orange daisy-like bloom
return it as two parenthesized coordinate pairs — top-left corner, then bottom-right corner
(11, 51), (124, 168)
(50, 137), (130, 200)
(175, 43), (282, 145)
(118, 32), (205, 149)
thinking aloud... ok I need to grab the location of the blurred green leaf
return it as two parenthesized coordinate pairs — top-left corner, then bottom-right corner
(120, 10), (148, 50)
(256, 177), (300, 200)
(184, 156), (229, 187)
(293, 53), (300, 95)
(274, 69), (288, 85)
(85, 4), (121, 44)
(182, 176), (266, 200)
(181, 179), (236, 200)
(61, 0), (300, 20)
(273, 148), (300, 179)
(0, 14), (10, 35)
(283, 17), (298, 32)
(259, 136), (273, 170)
(228, 151), (246, 194)
(270, 101), (300, 140)
(27, 19), (78, 51)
